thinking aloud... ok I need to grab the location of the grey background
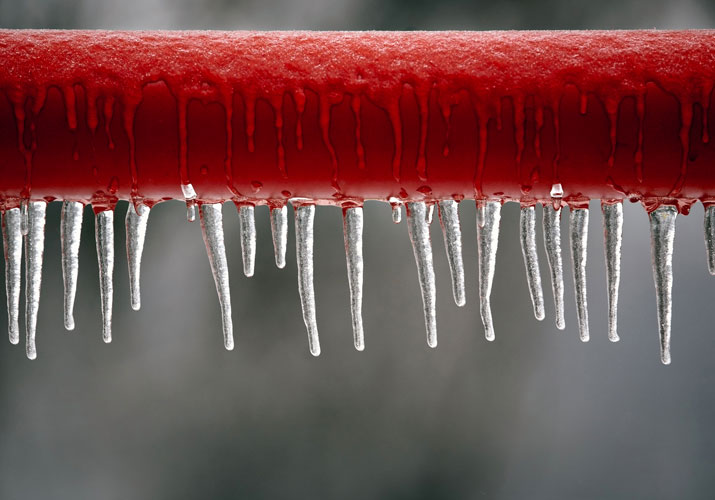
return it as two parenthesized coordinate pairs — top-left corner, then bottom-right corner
(2, 1), (715, 499)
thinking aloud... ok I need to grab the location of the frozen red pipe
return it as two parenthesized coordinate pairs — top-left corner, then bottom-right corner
(1, 30), (714, 363)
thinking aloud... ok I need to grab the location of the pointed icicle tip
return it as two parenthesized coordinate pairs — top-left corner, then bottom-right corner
(477, 201), (502, 341)
(200, 203), (235, 351)
(602, 202), (623, 342)
(343, 207), (365, 351)
(407, 202), (437, 348)
(271, 205), (288, 269)
(238, 205), (256, 277)
(3, 207), (22, 344)
(126, 202), (150, 311)
(95, 210), (115, 344)
(295, 205), (320, 356)
(569, 208), (590, 342)
(25, 201), (47, 360)
(519, 205), (545, 321)
(704, 206), (715, 276)
(543, 205), (566, 330)
(61, 201), (84, 330)
(438, 200), (466, 307)
(649, 205), (677, 365)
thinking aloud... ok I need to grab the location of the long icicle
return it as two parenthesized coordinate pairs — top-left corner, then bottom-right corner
(125, 202), (150, 311)
(704, 205), (715, 275)
(239, 205), (256, 277)
(2, 207), (22, 344)
(61, 201), (84, 329)
(543, 205), (566, 330)
(438, 200), (466, 307)
(407, 202), (437, 347)
(343, 206), (365, 351)
(25, 201), (47, 360)
(519, 205), (545, 320)
(602, 202), (623, 342)
(95, 210), (114, 343)
(199, 203), (235, 350)
(271, 205), (288, 269)
(649, 205), (677, 365)
(295, 205), (320, 356)
(569, 207), (590, 342)
(477, 201), (502, 341)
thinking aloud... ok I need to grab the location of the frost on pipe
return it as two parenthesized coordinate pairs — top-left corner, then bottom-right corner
(1, 30), (715, 362)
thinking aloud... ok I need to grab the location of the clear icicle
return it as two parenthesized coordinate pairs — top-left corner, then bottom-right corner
(295, 205), (320, 356)
(24, 201), (46, 360)
(20, 199), (29, 236)
(438, 200), (466, 307)
(602, 202), (623, 342)
(61, 201), (84, 330)
(705, 205), (715, 275)
(182, 183), (197, 222)
(477, 201), (502, 341)
(407, 202), (437, 347)
(95, 210), (114, 343)
(519, 205), (545, 321)
(2, 208), (22, 344)
(239, 205), (256, 277)
(392, 204), (402, 224)
(125, 203), (150, 311)
(343, 207), (365, 351)
(543, 205), (566, 330)
(426, 203), (434, 225)
(271, 205), (288, 269)
(649, 205), (677, 365)
(200, 203), (235, 350)
(569, 208), (590, 342)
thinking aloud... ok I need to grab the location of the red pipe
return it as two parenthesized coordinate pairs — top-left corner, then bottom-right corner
(1, 30), (714, 211)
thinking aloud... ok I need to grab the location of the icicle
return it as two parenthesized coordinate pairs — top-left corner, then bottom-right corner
(407, 202), (437, 347)
(2, 208), (22, 344)
(602, 202), (623, 342)
(60, 201), (84, 330)
(389, 197), (402, 224)
(295, 205), (320, 356)
(569, 208), (590, 342)
(343, 207), (364, 351)
(705, 205), (715, 275)
(238, 205), (256, 277)
(20, 199), (29, 236)
(426, 203), (434, 225)
(271, 205), (288, 269)
(477, 201), (502, 341)
(543, 205), (566, 330)
(519, 205), (545, 321)
(24, 201), (46, 360)
(199, 203), (235, 350)
(438, 200), (466, 307)
(649, 205), (677, 365)
(95, 210), (114, 343)
(182, 183), (197, 222)
(125, 203), (150, 311)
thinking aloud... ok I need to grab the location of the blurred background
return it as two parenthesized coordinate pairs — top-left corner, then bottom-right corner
(2, 1), (715, 499)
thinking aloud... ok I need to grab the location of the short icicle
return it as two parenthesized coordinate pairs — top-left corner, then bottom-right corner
(704, 205), (715, 275)
(519, 205), (545, 321)
(477, 201), (502, 341)
(407, 202), (437, 347)
(295, 205), (320, 356)
(602, 202), (623, 342)
(426, 203), (434, 225)
(543, 205), (566, 330)
(649, 205), (677, 365)
(271, 205), (288, 269)
(238, 205), (256, 277)
(95, 210), (114, 343)
(25, 201), (47, 360)
(61, 201), (84, 330)
(125, 202), (150, 311)
(569, 208), (590, 342)
(389, 198), (402, 224)
(438, 200), (466, 307)
(343, 206), (365, 351)
(182, 183), (197, 222)
(199, 203), (235, 350)
(2, 208), (22, 344)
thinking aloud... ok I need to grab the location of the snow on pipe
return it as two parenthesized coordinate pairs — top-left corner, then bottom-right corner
(2, 31), (715, 363)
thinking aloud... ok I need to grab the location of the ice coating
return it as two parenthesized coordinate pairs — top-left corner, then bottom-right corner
(61, 201), (84, 329)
